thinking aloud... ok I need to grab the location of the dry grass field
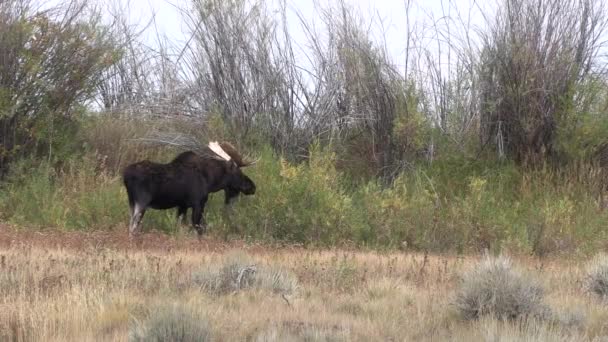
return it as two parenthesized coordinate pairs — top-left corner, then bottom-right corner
(1, 224), (608, 342)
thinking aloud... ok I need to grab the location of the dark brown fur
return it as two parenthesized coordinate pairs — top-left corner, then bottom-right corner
(122, 147), (256, 238)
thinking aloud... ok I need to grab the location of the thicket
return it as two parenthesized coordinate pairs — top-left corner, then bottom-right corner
(1, 0), (608, 255)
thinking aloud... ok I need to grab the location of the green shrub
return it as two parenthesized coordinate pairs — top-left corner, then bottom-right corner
(209, 143), (365, 246)
(353, 174), (434, 248)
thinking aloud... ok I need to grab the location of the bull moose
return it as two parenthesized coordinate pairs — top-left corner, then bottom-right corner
(122, 141), (256, 238)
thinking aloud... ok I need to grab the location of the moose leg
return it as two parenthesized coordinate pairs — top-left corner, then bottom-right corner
(200, 196), (208, 233)
(191, 196), (208, 238)
(191, 205), (204, 238)
(223, 188), (239, 233)
(176, 206), (187, 225)
(126, 189), (136, 233)
(129, 203), (147, 238)
(174, 206), (188, 235)
(128, 207), (137, 237)
(128, 207), (135, 232)
(224, 188), (239, 206)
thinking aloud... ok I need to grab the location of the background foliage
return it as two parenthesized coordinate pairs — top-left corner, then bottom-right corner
(1, 0), (608, 255)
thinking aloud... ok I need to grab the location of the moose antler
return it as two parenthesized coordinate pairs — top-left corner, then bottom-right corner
(240, 156), (259, 167)
(208, 141), (232, 161)
(219, 142), (258, 167)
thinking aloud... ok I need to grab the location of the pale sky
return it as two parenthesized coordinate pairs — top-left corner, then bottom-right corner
(117, 0), (493, 72)
(37, 0), (608, 77)
(33, 0), (498, 78)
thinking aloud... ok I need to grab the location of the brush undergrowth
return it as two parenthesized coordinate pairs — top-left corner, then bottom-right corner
(1, 119), (607, 254)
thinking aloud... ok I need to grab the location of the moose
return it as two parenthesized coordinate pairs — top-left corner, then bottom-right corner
(122, 141), (256, 238)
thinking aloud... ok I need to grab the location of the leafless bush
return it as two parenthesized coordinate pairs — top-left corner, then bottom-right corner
(315, 1), (408, 180)
(412, 1), (482, 151)
(172, 0), (423, 175)
(92, 1), (197, 121)
(178, 0), (286, 140)
(477, 0), (608, 164)
(94, 8), (154, 114)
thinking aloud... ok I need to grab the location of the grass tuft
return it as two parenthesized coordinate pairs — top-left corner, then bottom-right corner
(192, 250), (298, 296)
(453, 254), (548, 320)
(584, 253), (608, 301)
(129, 303), (212, 342)
(192, 250), (258, 294)
(254, 322), (351, 342)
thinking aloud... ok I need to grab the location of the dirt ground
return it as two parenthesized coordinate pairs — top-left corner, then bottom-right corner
(0, 223), (305, 254)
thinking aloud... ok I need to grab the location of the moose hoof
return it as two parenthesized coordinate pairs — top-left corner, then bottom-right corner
(194, 224), (207, 236)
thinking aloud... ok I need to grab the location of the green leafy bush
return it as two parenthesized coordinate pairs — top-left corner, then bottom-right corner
(209, 143), (364, 246)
